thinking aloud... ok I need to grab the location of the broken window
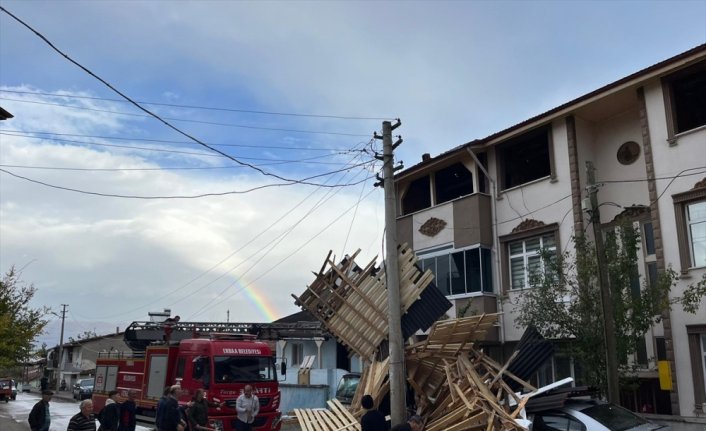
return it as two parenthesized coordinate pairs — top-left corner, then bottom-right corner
(498, 126), (552, 189)
(666, 61), (706, 134)
(435, 162), (474, 204)
(401, 175), (431, 215)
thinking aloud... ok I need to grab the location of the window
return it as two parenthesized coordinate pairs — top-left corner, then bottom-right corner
(673, 186), (706, 272)
(508, 234), (556, 290)
(401, 176), (431, 215)
(533, 413), (586, 431)
(214, 356), (276, 382)
(420, 246), (493, 296)
(434, 162), (473, 204)
(655, 337), (667, 361)
(291, 343), (304, 366)
(686, 201), (706, 267)
(687, 325), (706, 413)
(497, 125), (554, 190)
(664, 61), (706, 135)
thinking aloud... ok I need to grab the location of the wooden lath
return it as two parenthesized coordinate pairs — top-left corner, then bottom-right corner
(293, 244), (434, 360)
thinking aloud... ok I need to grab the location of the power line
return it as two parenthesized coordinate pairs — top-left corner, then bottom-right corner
(74, 148), (375, 320)
(0, 163), (375, 199)
(0, 128), (360, 152)
(0, 6), (368, 187)
(0, 132), (365, 166)
(0, 89), (391, 121)
(0, 97), (372, 137)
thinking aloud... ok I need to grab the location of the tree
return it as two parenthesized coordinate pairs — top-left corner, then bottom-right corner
(0, 266), (49, 368)
(511, 222), (704, 393)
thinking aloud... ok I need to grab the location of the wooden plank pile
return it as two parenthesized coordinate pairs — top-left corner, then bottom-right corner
(292, 248), (537, 430)
(292, 245), (434, 361)
(295, 399), (361, 431)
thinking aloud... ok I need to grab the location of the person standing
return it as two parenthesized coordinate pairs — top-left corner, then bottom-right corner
(40, 376), (48, 392)
(156, 387), (171, 431)
(161, 385), (183, 431)
(28, 390), (53, 431)
(67, 399), (97, 431)
(188, 388), (221, 431)
(360, 395), (388, 431)
(118, 390), (138, 431)
(235, 385), (259, 431)
(98, 390), (121, 431)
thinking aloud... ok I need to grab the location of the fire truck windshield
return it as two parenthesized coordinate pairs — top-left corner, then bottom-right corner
(214, 356), (276, 382)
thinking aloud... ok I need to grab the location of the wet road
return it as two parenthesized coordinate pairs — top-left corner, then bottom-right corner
(0, 391), (152, 431)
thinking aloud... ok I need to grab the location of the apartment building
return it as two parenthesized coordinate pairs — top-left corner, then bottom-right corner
(393, 44), (705, 418)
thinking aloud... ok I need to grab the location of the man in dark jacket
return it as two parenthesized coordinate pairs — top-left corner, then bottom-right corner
(118, 389), (137, 431)
(98, 390), (121, 431)
(160, 385), (183, 431)
(28, 390), (53, 431)
(390, 415), (424, 431)
(360, 395), (388, 431)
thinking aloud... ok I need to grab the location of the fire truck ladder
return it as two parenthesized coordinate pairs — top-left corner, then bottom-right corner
(123, 320), (327, 351)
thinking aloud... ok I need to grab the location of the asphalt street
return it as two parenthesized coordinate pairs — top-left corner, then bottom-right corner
(0, 390), (300, 431)
(0, 389), (154, 431)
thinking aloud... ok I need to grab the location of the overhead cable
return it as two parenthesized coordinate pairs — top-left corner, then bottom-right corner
(0, 6), (370, 187)
(0, 89), (391, 121)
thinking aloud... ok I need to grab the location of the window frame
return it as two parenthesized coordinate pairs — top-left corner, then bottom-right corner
(418, 244), (494, 297)
(495, 124), (556, 191)
(661, 60), (706, 144)
(499, 223), (559, 292)
(672, 186), (706, 274)
(687, 325), (706, 414)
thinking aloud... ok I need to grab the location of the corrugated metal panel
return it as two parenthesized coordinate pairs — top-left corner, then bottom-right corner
(401, 280), (452, 339)
(504, 326), (554, 391)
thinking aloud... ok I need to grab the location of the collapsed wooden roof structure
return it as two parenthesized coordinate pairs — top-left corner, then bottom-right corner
(292, 245), (545, 431)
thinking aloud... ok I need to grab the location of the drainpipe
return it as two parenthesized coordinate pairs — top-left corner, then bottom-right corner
(465, 147), (505, 346)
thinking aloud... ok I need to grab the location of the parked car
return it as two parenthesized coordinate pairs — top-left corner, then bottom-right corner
(335, 372), (360, 405)
(531, 399), (669, 431)
(0, 378), (15, 402)
(72, 378), (94, 400)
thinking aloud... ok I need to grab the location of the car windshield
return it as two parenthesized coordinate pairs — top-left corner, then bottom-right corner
(79, 380), (93, 387)
(580, 403), (647, 431)
(214, 356), (276, 382)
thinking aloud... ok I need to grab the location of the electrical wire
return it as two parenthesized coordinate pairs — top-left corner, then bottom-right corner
(0, 128), (362, 152)
(187, 183), (381, 320)
(71, 144), (375, 320)
(0, 89), (391, 121)
(0, 131), (364, 166)
(181, 156), (376, 317)
(0, 97), (372, 137)
(0, 6), (376, 187)
(0, 163), (375, 199)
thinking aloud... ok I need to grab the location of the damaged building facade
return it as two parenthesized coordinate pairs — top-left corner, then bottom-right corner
(393, 44), (706, 418)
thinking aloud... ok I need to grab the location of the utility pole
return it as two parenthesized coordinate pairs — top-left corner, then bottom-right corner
(586, 162), (620, 403)
(56, 304), (68, 391)
(375, 119), (405, 425)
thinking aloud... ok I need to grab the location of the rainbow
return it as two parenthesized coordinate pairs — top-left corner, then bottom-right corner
(240, 284), (279, 322)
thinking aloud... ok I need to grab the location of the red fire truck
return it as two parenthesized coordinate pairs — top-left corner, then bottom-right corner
(93, 321), (284, 431)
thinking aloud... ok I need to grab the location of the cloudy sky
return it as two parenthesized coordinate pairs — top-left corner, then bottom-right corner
(1, 0), (704, 347)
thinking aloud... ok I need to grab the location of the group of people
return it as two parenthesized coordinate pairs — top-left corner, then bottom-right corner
(28, 389), (137, 431)
(155, 384), (259, 431)
(360, 394), (424, 431)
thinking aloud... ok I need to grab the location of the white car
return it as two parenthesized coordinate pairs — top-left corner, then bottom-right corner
(531, 399), (669, 431)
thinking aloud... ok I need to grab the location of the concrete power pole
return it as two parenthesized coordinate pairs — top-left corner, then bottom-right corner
(376, 119), (406, 425)
(56, 304), (68, 391)
(586, 162), (620, 403)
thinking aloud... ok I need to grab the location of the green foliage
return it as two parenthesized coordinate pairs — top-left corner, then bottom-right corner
(0, 266), (49, 368)
(512, 223), (673, 392)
